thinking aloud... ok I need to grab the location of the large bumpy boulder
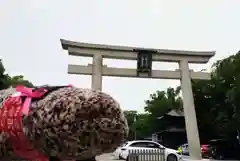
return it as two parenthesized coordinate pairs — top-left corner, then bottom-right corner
(0, 86), (129, 161)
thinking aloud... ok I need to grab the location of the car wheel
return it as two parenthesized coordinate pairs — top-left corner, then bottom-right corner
(119, 154), (123, 160)
(216, 155), (224, 160)
(49, 156), (61, 161)
(167, 154), (178, 161)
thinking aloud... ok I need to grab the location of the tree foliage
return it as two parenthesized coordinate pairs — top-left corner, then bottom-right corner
(124, 86), (183, 139)
(0, 60), (34, 90)
(123, 110), (138, 140)
(9, 75), (34, 88)
(0, 60), (10, 89)
(144, 86), (182, 117)
(191, 52), (240, 140)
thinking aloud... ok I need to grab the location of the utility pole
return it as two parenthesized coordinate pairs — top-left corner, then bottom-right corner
(134, 115), (137, 140)
(237, 129), (240, 144)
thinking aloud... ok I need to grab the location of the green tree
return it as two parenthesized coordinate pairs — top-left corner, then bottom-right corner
(192, 78), (222, 141)
(128, 87), (184, 139)
(123, 110), (138, 140)
(210, 52), (240, 137)
(9, 75), (34, 88)
(0, 60), (34, 90)
(0, 60), (10, 89)
(124, 110), (138, 126)
(191, 51), (240, 140)
(144, 86), (183, 117)
(166, 86), (183, 112)
(132, 113), (153, 139)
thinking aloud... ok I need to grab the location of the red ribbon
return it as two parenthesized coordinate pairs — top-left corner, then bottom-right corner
(16, 85), (48, 115)
(0, 86), (49, 161)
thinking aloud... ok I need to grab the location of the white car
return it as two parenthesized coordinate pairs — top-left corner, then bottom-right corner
(114, 142), (129, 159)
(114, 140), (181, 161)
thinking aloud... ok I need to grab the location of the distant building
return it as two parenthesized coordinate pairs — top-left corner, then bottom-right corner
(153, 110), (186, 149)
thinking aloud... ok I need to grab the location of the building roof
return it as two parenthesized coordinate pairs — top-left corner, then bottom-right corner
(166, 110), (184, 117)
(154, 127), (186, 134)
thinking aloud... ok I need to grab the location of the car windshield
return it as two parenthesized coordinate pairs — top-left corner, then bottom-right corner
(181, 144), (188, 148)
(120, 142), (128, 147)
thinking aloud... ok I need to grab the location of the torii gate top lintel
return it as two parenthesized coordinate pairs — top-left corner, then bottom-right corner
(61, 39), (215, 63)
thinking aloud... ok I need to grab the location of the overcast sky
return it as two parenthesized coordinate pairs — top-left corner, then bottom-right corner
(0, 0), (239, 112)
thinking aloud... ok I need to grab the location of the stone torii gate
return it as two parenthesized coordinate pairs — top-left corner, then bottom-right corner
(61, 39), (215, 160)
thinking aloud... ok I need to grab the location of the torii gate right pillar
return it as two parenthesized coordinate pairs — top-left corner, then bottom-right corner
(180, 60), (201, 159)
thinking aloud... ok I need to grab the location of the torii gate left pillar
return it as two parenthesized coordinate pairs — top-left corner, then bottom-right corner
(61, 39), (215, 160)
(92, 54), (103, 90)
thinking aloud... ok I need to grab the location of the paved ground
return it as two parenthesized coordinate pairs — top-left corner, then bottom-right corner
(96, 153), (239, 161)
(182, 156), (238, 161)
(96, 153), (119, 161)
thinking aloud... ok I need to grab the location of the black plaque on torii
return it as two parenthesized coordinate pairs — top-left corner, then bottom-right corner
(134, 49), (156, 77)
